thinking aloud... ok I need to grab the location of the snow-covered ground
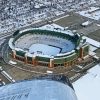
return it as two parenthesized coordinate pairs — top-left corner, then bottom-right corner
(9, 60), (17, 65)
(28, 41), (75, 56)
(89, 45), (97, 52)
(83, 36), (100, 48)
(77, 7), (100, 20)
(29, 44), (60, 56)
(73, 64), (100, 100)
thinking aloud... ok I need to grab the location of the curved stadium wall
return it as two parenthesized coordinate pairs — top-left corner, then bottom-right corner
(9, 28), (89, 68)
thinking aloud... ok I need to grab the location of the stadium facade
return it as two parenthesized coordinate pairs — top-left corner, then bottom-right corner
(0, 75), (78, 100)
(9, 28), (89, 68)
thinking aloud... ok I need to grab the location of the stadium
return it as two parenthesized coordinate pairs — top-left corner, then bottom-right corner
(9, 28), (89, 68)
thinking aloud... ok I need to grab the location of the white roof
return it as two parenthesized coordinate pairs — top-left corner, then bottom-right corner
(83, 36), (100, 48)
(73, 64), (100, 100)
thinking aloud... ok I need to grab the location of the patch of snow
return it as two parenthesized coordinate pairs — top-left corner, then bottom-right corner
(88, 7), (99, 12)
(53, 15), (69, 22)
(89, 50), (96, 56)
(40, 24), (74, 36)
(89, 45), (97, 51)
(93, 55), (99, 60)
(46, 70), (53, 74)
(77, 7), (100, 20)
(83, 36), (100, 48)
(57, 50), (75, 56)
(55, 11), (65, 16)
(15, 47), (24, 52)
(9, 60), (17, 65)
(81, 21), (91, 26)
(73, 64), (100, 100)
(26, 52), (33, 57)
(29, 43), (60, 56)
(9, 38), (15, 49)
(34, 5), (40, 9)
(96, 24), (100, 27)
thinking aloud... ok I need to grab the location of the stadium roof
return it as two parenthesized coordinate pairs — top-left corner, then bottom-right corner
(0, 77), (77, 100)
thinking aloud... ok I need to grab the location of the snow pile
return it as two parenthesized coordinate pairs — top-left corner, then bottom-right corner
(46, 70), (53, 74)
(9, 60), (17, 65)
(81, 21), (91, 26)
(73, 64), (100, 100)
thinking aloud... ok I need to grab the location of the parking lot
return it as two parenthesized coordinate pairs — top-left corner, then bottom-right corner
(0, 74), (10, 85)
(0, 66), (10, 85)
(54, 13), (86, 28)
(87, 28), (100, 42)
